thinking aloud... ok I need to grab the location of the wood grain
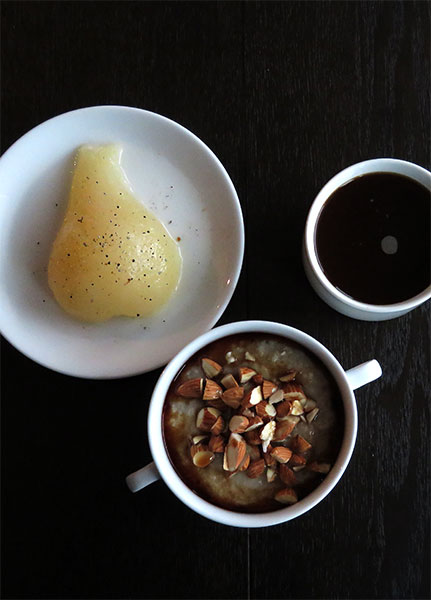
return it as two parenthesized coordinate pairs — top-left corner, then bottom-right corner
(1, 1), (429, 599)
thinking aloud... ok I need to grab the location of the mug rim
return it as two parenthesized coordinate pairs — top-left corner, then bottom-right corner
(148, 319), (358, 528)
(304, 158), (431, 314)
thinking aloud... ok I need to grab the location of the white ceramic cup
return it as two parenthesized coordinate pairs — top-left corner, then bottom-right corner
(303, 158), (431, 321)
(126, 320), (382, 528)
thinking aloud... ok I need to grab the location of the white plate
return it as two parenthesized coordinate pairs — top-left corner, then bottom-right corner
(0, 106), (244, 378)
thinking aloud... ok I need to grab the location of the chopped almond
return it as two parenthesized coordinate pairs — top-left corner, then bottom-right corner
(229, 414), (249, 433)
(242, 386), (263, 408)
(281, 382), (307, 403)
(239, 367), (256, 383)
(238, 453), (251, 471)
(268, 389), (284, 404)
(274, 488), (298, 504)
(266, 467), (277, 483)
(222, 386), (244, 408)
(289, 453), (306, 467)
(201, 357), (222, 378)
(306, 407), (319, 423)
(279, 464), (297, 486)
(224, 433), (246, 472)
(176, 378), (204, 398)
(308, 461), (331, 474)
(196, 407), (220, 432)
(270, 446), (293, 463)
(210, 415), (225, 435)
(276, 399), (293, 418)
(273, 419), (297, 441)
(203, 379), (223, 401)
(279, 370), (297, 383)
(220, 373), (239, 389)
(291, 434), (312, 454)
(208, 435), (225, 453)
(244, 415), (264, 432)
(247, 458), (265, 479)
(262, 380), (278, 399)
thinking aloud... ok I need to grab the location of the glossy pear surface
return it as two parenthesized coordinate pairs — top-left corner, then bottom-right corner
(48, 145), (182, 322)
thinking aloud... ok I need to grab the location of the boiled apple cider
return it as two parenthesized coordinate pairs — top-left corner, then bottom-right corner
(48, 145), (182, 322)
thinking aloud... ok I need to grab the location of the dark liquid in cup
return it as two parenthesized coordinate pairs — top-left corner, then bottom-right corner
(315, 172), (431, 305)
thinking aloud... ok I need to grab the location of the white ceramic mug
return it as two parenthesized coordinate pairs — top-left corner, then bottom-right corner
(126, 320), (382, 528)
(303, 158), (431, 321)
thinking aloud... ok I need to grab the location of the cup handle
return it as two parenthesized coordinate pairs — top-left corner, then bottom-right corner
(345, 359), (382, 391)
(126, 461), (160, 493)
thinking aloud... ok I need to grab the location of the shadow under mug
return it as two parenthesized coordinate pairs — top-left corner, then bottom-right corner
(126, 320), (382, 527)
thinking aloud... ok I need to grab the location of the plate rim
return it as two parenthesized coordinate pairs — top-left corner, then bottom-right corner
(0, 105), (245, 379)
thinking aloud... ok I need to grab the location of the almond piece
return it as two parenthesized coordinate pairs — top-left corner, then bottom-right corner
(208, 435), (225, 453)
(242, 385), (263, 408)
(289, 453), (306, 467)
(291, 434), (312, 454)
(263, 444), (277, 467)
(260, 420), (276, 452)
(256, 400), (270, 421)
(225, 351), (236, 364)
(306, 407), (319, 423)
(201, 357), (222, 378)
(229, 415), (249, 434)
(308, 461), (331, 474)
(244, 415), (264, 432)
(265, 402), (276, 417)
(190, 444), (215, 468)
(276, 399), (293, 418)
(282, 382), (307, 403)
(247, 458), (265, 478)
(268, 389), (284, 404)
(252, 374), (263, 385)
(275, 488), (298, 504)
(211, 415), (225, 435)
(270, 446), (293, 463)
(245, 351), (256, 361)
(220, 373), (239, 389)
(279, 370), (297, 383)
(239, 367), (257, 384)
(256, 400), (277, 420)
(238, 453), (251, 471)
(266, 467), (277, 483)
(279, 464), (297, 486)
(225, 433), (247, 472)
(192, 435), (207, 445)
(262, 380), (278, 399)
(221, 386), (244, 408)
(303, 398), (317, 413)
(290, 399), (304, 416)
(292, 465), (306, 472)
(196, 407), (221, 432)
(176, 378), (204, 398)
(273, 419), (297, 441)
(244, 429), (263, 445)
(203, 379), (223, 400)
(240, 407), (255, 418)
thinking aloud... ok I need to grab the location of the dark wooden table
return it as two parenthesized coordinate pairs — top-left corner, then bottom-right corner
(1, 2), (430, 599)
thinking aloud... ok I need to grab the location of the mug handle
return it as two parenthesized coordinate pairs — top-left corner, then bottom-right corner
(126, 359), (382, 493)
(345, 359), (382, 390)
(126, 462), (160, 493)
